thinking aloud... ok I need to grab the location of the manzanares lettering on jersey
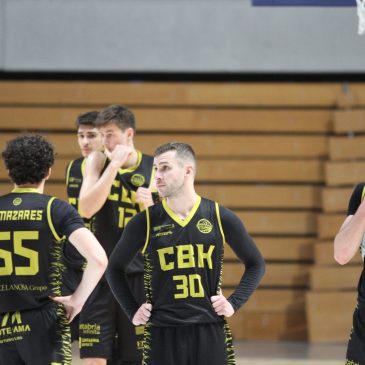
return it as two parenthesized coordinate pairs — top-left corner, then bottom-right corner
(0, 188), (84, 314)
(142, 196), (225, 326)
(94, 151), (154, 261)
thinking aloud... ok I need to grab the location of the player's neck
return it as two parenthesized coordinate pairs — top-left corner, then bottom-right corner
(14, 181), (45, 193)
(166, 190), (198, 220)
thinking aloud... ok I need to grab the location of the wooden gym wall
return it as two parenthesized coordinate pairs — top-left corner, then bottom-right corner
(0, 80), (363, 341)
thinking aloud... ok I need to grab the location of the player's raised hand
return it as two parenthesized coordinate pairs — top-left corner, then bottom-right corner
(136, 187), (154, 209)
(211, 293), (234, 318)
(105, 144), (134, 168)
(132, 303), (152, 326)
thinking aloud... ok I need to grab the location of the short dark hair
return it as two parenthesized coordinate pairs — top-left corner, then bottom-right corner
(95, 105), (135, 131)
(154, 142), (196, 168)
(2, 134), (55, 185)
(75, 111), (99, 128)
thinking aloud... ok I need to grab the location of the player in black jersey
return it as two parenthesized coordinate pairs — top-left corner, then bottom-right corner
(0, 134), (107, 365)
(106, 142), (266, 365)
(79, 105), (156, 365)
(335, 183), (365, 365)
(64, 111), (103, 342)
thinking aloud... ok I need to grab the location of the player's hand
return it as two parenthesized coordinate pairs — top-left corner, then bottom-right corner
(105, 145), (134, 168)
(136, 187), (154, 209)
(211, 293), (234, 318)
(49, 295), (83, 322)
(132, 303), (152, 326)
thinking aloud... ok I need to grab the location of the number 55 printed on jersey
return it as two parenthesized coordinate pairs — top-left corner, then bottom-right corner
(0, 231), (39, 276)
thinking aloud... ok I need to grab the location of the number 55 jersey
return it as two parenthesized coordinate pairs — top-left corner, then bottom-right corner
(0, 188), (84, 313)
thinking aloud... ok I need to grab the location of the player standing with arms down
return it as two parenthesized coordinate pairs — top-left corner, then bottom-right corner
(0, 134), (107, 365)
(107, 142), (266, 365)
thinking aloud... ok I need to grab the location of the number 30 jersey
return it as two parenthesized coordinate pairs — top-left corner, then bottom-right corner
(142, 196), (225, 326)
(0, 188), (84, 313)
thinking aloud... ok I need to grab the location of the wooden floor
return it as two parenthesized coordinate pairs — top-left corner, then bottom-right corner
(71, 340), (347, 365)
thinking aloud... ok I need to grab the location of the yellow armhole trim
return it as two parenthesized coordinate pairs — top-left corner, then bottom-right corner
(215, 202), (225, 244)
(65, 160), (74, 186)
(149, 167), (156, 191)
(81, 158), (87, 176)
(47, 197), (63, 242)
(362, 186), (365, 201)
(142, 208), (150, 254)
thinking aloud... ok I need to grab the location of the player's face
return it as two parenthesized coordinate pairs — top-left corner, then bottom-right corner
(77, 125), (103, 157)
(99, 122), (130, 154)
(154, 151), (186, 198)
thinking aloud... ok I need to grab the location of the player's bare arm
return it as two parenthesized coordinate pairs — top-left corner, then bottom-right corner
(334, 202), (365, 265)
(51, 227), (107, 321)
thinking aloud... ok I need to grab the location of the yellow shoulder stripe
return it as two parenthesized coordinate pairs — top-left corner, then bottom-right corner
(47, 197), (64, 242)
(215, 202), (225, 244)
(142, 208), (150, 254)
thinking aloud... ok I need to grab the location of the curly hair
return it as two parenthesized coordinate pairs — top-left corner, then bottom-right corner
(95, 105), (135, 131)
(2, 134), (55, 185)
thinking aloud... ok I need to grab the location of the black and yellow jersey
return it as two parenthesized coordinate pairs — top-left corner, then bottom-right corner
(346, 182), (365, 306)
(142, 196), (225, 326)
(107, 196), (265, 327)
(0, 188), (84, 313)
(94, 151), (154, 261)
(65, 157), (92, 229)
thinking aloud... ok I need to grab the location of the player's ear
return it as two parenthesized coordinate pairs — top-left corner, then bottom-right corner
(126, 127), (135, 140)
(185, 165), (194, 177)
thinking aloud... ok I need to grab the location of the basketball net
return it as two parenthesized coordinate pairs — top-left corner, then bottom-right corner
(357, 0), (365, 34)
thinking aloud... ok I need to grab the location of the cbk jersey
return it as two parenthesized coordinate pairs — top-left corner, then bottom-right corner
(94, 151), (154, 259)
(0, 189), (84, 313)
(142, 196), (225, 326)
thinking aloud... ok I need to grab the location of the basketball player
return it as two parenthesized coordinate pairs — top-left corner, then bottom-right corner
(63, 111), (103, 341)
(78, 105), (156, 365)
(0, 134), (107, 365)
(106, 142), (266, 365)
(335, 183), (365, 365)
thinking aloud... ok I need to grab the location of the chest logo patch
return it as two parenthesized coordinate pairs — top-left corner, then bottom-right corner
(13, 198), (22, 206)
(196, 219), (212, 234)
(131, 174), (145, 187)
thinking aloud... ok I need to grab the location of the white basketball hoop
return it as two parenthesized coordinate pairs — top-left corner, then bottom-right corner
(356, 0), (365, 34)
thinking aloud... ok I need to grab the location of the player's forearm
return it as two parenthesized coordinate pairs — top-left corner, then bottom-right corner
(71, 252), (108, 309)
(79, 162), (120, 217)
(106, 263), (140, 321)
(334, 211), (365, 265)
(228, 255), (265, 312)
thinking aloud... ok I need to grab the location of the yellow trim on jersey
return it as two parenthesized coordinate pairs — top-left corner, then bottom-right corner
(47, 197), (63, 242)
(215, 202), (226, 244)
(81, 158), (87, 176)
(162, 195), (201, 227)
(65, 160), (74, 186)
(11, 188), (40, 193)
(142, 208), (150, 254)
(119, 150), (143, 175)
(362, 186), (365, 201)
